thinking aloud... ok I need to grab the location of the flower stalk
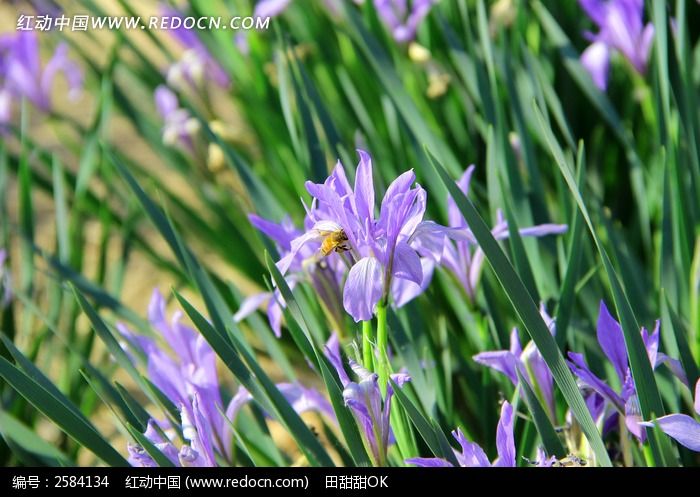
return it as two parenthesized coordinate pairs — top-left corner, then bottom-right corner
(362, 320), (374, 371)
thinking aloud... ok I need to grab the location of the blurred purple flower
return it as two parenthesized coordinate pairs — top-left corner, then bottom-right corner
(474, 304), (557, 418)
(641, 379), (700, 452)
(121, 288), (333, 466)
(441, 165), (567, 300)
(161, 5), (230, 90)
(325, 333), (410, 465)
(578, 0), (654, 90)
(0, 31), (81, 118)
(567, 301), (683, 442)
(279, 150), (459, 322)
(154, 85), (200, 150)
(406, 401), (516, 467)
(0, 248), (11, 308)
(375, 0), (436, 43)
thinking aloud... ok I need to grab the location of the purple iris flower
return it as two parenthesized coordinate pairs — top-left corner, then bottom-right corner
(234, 214), (345, 336)
(578, 0), (655, 90)
(474, 304), (557, 419)
(154, 85), (200, 150)
(441, 166), (568, 301)
(120, 289), (226, 454)
(161, 5), (230, 90)
(279, 150), (459, 322)
(641, 379), (700, 452)
(406, 401), (516, 467)
(121, 288), (334, 466)
(0, 31), (81, 122)
(374, 0), (436, 43)
(0, 249), (11, 308)
(325, 333), (410, 465)
(567, 301), (683, 441)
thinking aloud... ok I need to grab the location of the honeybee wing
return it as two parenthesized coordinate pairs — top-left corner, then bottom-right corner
(312, 220), (344, 234)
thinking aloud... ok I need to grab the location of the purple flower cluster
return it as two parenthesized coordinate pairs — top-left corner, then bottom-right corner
(120, 289), (332, 467)
(238, 152), (566, 331)
(0, 31), (81, 130)
(153, 85), (200, 150)
(160, 5), (230, 92)
(443, 166), (567, 300)
(578, 0), (654, 90)
(567, 301), (684, 441)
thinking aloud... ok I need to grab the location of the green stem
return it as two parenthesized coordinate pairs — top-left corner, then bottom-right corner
(362, 319), (374, 371)
(375, 303), (417, 461)
(376, 304), (389, 394)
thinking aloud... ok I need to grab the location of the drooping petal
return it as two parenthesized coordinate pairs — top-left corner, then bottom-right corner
(581, 41), (611, 90)
(596, 300), (629, 383)
(656, 353), (688, 386)
(391, 257), (434, 308)
(392, 241), (423, 285)
(343, 256), (384, 322)
(641, 414), (700, 452)
(493, 401), (516, 467)
(473, 350), (518, 385)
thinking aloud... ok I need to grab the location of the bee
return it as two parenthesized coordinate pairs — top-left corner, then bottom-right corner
(553, 454), (587, 467)
(522, 453), (587, 467)
(319, 228), (350, 257)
